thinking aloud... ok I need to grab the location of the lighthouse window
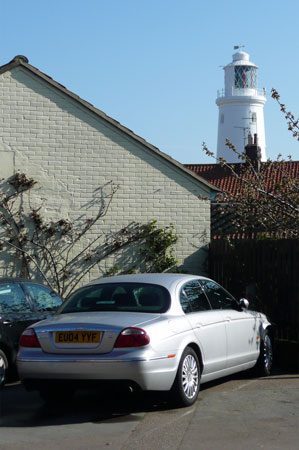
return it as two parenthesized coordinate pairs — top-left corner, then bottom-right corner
(235, 66), (257, 89)
(252, 113), (257, 122)
(221, 114), (224, 124)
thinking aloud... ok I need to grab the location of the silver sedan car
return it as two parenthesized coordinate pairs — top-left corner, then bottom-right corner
(17, 274), (273, 407)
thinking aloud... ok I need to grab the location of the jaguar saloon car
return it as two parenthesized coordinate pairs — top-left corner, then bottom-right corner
(0, 278), (62, 387)
(17, 274), (273, 406)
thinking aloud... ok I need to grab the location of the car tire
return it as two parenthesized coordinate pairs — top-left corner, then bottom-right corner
(0, 349), (8, 389)
(256, 330), (273, 376)
(171, 347), (200, 407)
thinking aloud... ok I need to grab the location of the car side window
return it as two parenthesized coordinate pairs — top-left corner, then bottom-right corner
(200, 280), (236, 310)
(180, 290), (192, 313)
(24, 284), (62, 311)
(0, 283), (32, 313)
(180, 281), (211, 313)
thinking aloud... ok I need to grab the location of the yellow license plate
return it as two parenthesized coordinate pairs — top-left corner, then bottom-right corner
(55, 331), (101, 344)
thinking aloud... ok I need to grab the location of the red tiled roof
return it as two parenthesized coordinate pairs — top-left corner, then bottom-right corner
(184, 161), (299, 197)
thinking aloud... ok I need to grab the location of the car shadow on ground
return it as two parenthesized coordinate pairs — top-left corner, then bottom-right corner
(199, 366), (298, 392)
(0, 367), (296, 428)
(0, 382), (176, 427)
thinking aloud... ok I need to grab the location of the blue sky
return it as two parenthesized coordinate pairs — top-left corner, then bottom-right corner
(1, 0), (299, 163)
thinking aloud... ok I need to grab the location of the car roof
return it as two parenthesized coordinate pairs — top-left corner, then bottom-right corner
(85, 273), (210, 290)
(0, 278), (46, 285)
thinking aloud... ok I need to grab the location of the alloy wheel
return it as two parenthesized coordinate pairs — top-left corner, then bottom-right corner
(181, 353), (199, 400)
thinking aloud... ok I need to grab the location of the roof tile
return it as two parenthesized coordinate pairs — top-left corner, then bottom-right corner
(185, 161), (299, 197)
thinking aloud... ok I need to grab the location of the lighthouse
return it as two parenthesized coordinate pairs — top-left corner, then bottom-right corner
(216, 48), (267, 163)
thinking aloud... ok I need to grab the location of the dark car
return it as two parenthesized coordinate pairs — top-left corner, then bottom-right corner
(0, 278), (62, 387)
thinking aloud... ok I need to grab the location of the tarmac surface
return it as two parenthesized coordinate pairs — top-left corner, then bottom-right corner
(122, 373), (299, 450)
(0, 371), (298, 450)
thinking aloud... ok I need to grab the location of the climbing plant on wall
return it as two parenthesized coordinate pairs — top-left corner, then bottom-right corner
(0, 172), (178, 296)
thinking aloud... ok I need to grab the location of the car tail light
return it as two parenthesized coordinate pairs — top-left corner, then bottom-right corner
(19, 328), (41, 348)
(114, 327), (150, 348)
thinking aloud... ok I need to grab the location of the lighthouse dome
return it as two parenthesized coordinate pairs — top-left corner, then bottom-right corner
(227, 51), (257, 68)
(233, 51), (249, 62)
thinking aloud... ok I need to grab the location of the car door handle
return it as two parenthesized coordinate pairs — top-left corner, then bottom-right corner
(225, 317), (231, 322)
(3, 320), (12, 325)
(195, 323), (203, 328)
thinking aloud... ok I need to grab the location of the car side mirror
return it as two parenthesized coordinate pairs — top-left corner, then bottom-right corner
(239, 298), (249, 309)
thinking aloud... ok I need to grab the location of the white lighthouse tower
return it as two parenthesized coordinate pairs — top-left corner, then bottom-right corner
(216, 48), (267, 162)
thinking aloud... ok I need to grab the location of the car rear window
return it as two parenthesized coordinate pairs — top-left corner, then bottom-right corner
(58, 283), (171, 314)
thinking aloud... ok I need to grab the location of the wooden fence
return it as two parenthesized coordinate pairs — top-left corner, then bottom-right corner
(209, 239), (299, 371)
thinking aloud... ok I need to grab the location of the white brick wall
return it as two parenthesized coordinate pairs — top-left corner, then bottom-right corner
(0, 65), (211, 286)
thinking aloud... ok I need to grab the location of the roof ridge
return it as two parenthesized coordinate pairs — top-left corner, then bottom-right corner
(0, 55), (218, 192)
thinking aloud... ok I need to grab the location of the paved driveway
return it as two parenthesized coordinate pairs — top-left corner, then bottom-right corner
(181, 374), (299, 450)
(0, 371), (298, 450)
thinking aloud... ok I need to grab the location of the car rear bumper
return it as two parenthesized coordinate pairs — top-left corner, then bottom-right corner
(17, 350), (178, 392)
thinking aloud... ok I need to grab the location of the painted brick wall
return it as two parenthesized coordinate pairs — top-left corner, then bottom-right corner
(0, 66), (211, 286)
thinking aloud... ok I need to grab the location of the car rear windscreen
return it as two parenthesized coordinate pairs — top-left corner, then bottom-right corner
(59, 282), (171, 314)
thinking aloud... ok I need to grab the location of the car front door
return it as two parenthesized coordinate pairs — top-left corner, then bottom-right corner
(22, 282), (63, 319)
(180, 280), (227, 376)
(200, 280), (260, 368)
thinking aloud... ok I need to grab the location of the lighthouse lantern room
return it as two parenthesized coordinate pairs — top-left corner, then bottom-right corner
(216, 48), (267, 163)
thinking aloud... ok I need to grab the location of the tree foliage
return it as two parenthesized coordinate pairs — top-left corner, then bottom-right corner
(203, 90), (299, 239)
(271, 88), (299, 141)
(0, 173), (178, 296)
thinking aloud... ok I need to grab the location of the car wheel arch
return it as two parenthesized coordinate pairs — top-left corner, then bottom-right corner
(261, 324), (275, 341)
(184, 342), (204, 375)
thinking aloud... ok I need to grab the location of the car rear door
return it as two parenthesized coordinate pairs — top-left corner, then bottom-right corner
(180, 280), (227, 376)
(200, 280), (260, 368)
